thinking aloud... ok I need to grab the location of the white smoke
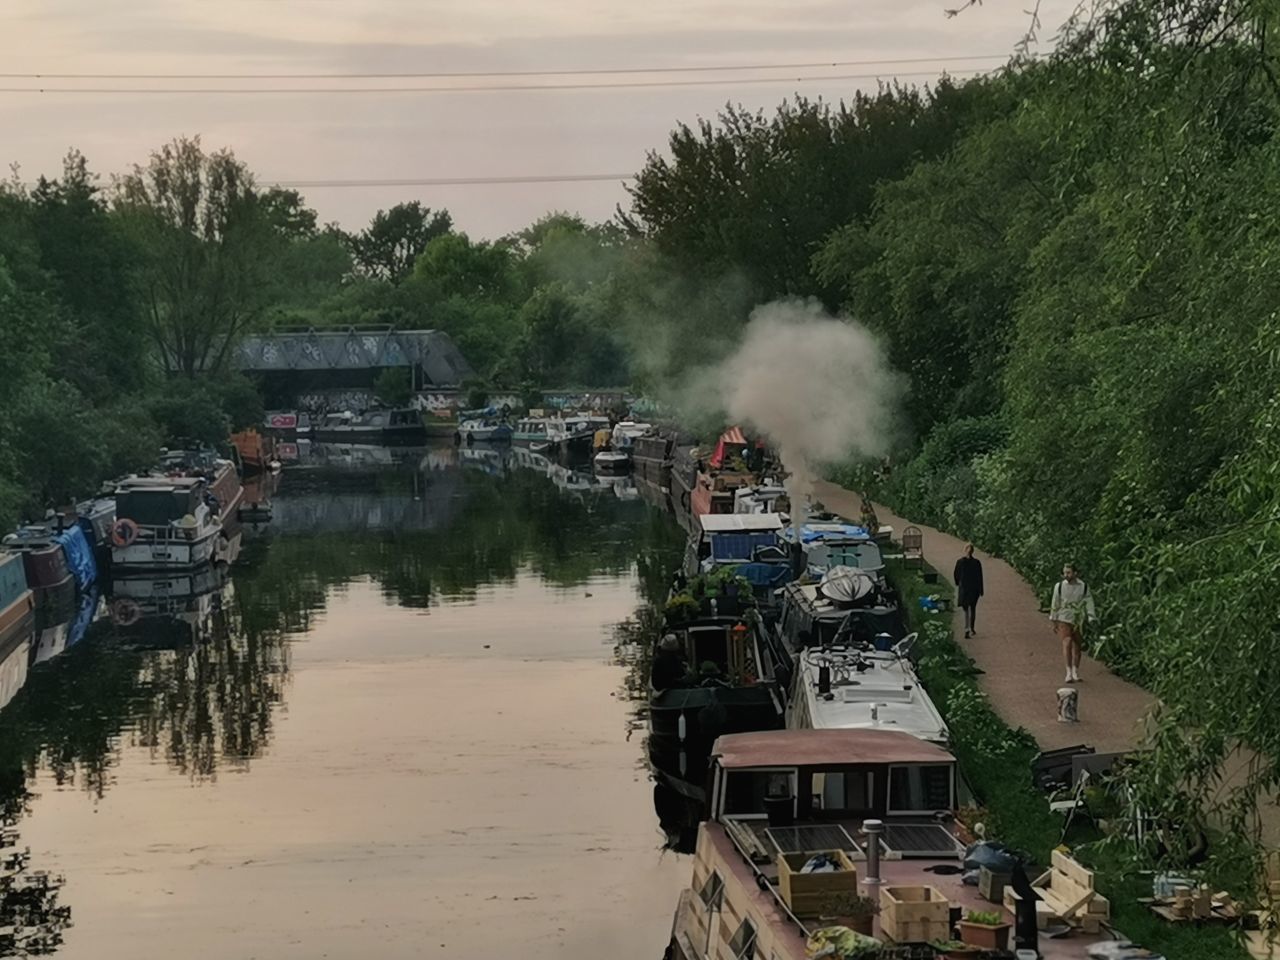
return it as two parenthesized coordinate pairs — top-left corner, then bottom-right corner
(710, 300), (903, 522)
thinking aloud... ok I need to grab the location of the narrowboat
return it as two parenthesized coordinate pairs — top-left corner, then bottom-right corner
(632, 431), (674, 488)
(310, 408), (426, 445)
(782, 520), (884, 578)
(663, 728), (977, 960)
(1, 525), (73, 591)
(0, 551), (35, 643)
(683, 428), (760, 523)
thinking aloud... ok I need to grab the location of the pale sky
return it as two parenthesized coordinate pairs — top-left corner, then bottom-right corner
(1, 0), (1077, 237)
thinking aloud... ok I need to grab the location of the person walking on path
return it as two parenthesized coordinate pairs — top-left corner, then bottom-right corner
(953, 543), (984, 638)
(1050, 563), (1097, 683)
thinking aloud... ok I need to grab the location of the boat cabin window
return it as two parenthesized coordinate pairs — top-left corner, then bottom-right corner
(698, 870), (724, 910)
(814, 770), (875, 815)
(116, 489), (198, 527)
(688, 626), (729, 672)
(728, 918), (757, 960)
(887, 763), (954, 814)
(722, 770), (796, 818)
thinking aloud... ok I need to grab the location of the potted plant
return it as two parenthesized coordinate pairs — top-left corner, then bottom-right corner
(817, 891), (880, 935)
(958, 910), (1011, 951)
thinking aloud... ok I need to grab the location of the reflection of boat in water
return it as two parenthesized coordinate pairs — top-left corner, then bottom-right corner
(459, 446), (512, 476)
(653, 780), (703, 855)
(32, 585), (103, 666)
(109, 558), (237, 647)
(0, 611), (34, 713)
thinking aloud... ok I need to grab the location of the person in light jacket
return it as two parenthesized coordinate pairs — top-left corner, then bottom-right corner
(1050, 563), (1097, 683)
(953, 543), (984, 638)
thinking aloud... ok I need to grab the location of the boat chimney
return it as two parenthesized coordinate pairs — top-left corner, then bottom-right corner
(817, 663), (832, 696)
(871, 704), (879, 725)
(862, 820), (883, 887)
(789, 540), (804, 579)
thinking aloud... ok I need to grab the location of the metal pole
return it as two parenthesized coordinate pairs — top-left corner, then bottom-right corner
(863, 819), (883, 887)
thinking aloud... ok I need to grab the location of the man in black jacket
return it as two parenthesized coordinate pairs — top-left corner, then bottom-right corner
(953, 542), (984, 639)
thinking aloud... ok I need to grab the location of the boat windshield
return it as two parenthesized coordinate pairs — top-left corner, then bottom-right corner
(117, 489), (199, 527)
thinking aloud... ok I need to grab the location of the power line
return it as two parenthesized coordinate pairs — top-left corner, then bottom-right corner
(0, 53), (1009, 81)
(266, 174), (634, 187)
(0, 68), (993, 95)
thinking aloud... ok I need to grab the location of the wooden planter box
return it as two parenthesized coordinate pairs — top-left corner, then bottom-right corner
(777, 850), (859, 918)
(958, 920), (1011, 952)
(978, 866), (1011, 903)
(880, 884), (952, 943)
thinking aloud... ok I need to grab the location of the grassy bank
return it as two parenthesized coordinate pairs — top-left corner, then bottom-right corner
(885, 557), (1249, 960)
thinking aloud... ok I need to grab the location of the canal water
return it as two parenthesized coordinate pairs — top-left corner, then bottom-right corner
(0, 446), (687, 959)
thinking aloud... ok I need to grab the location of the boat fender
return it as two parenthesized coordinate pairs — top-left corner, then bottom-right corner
(111, 597), (142, 626)
(110, 518), (140, 548)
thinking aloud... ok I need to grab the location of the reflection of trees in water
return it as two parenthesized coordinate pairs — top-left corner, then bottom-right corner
(132, 605), (290, 781)
(0, 460), (686, 951)
(1, 815), (72, 955)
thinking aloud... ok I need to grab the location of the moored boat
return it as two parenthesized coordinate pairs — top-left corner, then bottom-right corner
(310, 408), (426, 445)
(458, 418), (514, 442)
(0, 551), (35, 643)
(111, 454), (243, 570)
(632, 431), (674, 487)
(663, 728), (976, 960)
(512, 417), (551, 447)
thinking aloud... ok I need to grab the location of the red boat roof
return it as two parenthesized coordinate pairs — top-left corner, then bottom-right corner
(712, 729), (955, 769)
(720, 426), (746, 446)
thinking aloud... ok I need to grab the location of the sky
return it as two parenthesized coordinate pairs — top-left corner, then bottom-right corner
(1, 0), (1078, 238)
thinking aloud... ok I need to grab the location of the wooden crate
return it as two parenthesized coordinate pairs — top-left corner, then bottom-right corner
(777, 850), (859, 918)
(880, 885), (951, 943)
(979, 866), (1011, 904)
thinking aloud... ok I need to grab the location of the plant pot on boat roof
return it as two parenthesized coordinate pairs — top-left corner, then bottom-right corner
(957, 911), (1011, 952)
(818, 891), (879, 936)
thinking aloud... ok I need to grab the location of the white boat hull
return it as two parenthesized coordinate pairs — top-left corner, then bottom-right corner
(112, 529), (221, 569)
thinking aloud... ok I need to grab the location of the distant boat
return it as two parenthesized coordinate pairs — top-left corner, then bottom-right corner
(310, 409), (426, 445)
(458, 419), (514, 442)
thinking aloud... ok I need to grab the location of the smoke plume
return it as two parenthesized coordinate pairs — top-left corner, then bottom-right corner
(706, 300), (903, 520)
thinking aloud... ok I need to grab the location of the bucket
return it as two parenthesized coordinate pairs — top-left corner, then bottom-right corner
(763, 795), (795, 828)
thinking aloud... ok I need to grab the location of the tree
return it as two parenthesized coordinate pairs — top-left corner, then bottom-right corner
(349, 202), (452, 283)
(116, 137), (284, 376)
(373, 367), (412, 408)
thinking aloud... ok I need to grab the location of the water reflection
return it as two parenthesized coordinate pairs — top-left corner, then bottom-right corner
(0, 447), (685, 958)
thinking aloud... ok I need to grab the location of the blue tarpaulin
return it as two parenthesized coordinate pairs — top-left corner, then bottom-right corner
(735, 562), (793, 588)
(53, 526), (97, 590)
(710, 532), (780, 562)
(782, 523), (871, 544)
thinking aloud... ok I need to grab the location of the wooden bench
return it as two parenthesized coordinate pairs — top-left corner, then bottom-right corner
(1005, 851), (1110, 933)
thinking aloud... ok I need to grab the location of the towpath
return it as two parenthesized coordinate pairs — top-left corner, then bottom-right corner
(813, 480), (1154, 755)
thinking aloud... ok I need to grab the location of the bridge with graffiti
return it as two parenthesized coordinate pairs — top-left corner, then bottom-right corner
(235, 328), (473, 387)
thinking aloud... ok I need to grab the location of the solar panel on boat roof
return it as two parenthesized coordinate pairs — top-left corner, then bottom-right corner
(765, 824), (863, 855)
(880, 823), (963, 858)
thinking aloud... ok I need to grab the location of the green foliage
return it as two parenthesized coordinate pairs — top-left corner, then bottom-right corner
(373, 367), (413, 408)
(349, 201), (452, 283)
(962, 911), (1003, 927)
